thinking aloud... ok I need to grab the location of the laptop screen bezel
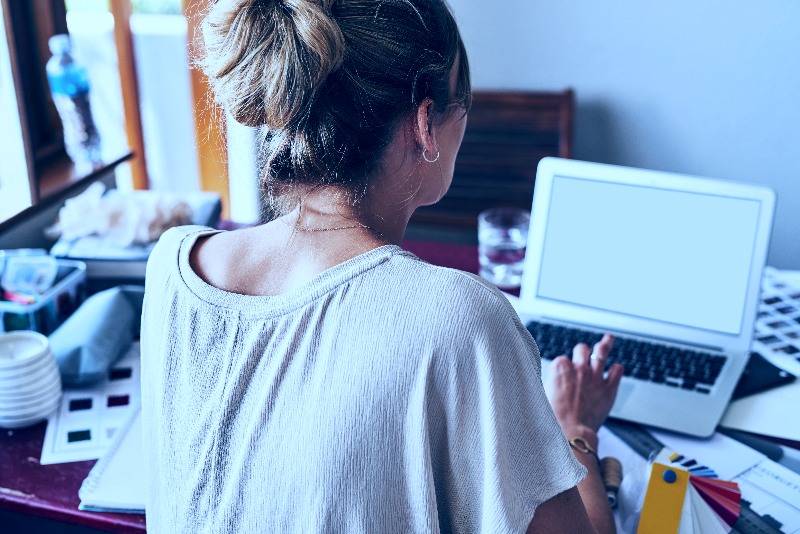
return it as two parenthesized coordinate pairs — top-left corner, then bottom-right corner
(520, 157), (776, 353)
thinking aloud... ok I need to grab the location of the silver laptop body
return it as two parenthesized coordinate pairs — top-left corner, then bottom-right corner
(519, 158), (776, 437)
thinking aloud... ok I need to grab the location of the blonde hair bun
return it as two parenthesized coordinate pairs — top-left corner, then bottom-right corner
(200, 0), (344, 128)
(196, 0), (470, 214)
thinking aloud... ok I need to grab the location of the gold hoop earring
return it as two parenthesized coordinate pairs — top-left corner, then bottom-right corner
(423, 149), (440, 163)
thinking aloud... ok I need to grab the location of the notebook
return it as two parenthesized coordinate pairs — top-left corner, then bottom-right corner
(519, 157), (776, 437)
(78, 406), (145, 513)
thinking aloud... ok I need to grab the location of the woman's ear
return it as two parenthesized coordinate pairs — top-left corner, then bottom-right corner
(413, 98), (437, 157)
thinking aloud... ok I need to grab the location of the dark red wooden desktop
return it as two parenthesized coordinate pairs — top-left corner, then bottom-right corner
(4, 238), (794, 532)
(0, 239), (482, 533)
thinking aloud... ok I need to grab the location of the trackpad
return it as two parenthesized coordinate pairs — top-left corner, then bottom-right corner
(611, 381), (635, 411)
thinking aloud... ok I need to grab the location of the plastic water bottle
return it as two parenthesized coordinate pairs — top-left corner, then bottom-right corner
(46, 34), (102, 173)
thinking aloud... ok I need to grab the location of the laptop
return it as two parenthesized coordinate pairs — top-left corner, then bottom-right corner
(519, 157), (776, 437)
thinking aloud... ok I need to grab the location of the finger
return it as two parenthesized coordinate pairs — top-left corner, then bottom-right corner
(606, 363), (624, 397)
(572, 343), (591, 367)
(590, 351), (606, 376)
(545, 355), (575, 396)
(589, 335), (611, 375)
(551, 355), (575, 380)
(592, 333), (615, 360)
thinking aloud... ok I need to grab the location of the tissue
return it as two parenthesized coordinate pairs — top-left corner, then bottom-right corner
(56, 183), (192, 247)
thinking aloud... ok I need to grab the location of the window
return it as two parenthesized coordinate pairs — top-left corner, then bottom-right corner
(0, 0), (136, 226)
(3, 0), (69, 178)
(0, 1), (33, 222)
(1, 0), (231, 227)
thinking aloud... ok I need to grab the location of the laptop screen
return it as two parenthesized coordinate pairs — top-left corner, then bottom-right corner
(537, 175), (762, 335)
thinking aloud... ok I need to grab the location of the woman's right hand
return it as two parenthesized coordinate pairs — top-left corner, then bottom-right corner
(533, 336), (623, 534)
(544, 334), (624, 434)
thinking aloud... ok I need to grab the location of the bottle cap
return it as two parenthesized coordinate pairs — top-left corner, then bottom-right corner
(48, 34), (72, 55)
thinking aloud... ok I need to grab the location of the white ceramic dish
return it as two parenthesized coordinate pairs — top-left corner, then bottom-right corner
(0, 399), (59, 428)
(0, 380), (60, 406)
(0, 331), (50, 369)
(0, 332), (62, 430)
(0, 351), (53, 381)
(0, 379), (61, 409)
(0, 379), (62, 405)
(0, 361), (60, 394)
(0, 392), (60, 418)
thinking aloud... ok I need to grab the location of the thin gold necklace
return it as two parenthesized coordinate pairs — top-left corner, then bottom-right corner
(279, 217), (386, 240)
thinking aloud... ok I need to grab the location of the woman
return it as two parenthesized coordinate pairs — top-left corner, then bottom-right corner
(141, 0), (624, 532)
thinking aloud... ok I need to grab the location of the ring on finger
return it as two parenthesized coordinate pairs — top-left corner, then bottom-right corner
(590, 353), (605, 361)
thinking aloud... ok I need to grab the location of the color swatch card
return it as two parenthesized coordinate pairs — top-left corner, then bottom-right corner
(40, 342), (141, 465)
(638, 452), (742, 534)
(753, 267), (800, 377)
(650, 430), (800, 533)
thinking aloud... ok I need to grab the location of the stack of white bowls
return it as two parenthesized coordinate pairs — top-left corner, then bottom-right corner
(0, 331), (62, 429)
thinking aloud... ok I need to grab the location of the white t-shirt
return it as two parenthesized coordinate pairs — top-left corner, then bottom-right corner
(141, 226), (585, 533)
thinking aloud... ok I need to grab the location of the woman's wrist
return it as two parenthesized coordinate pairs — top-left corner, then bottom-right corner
(561, 424), (599, 452)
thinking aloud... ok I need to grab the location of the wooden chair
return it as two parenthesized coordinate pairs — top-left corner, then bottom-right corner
(408, 89), (574, 240)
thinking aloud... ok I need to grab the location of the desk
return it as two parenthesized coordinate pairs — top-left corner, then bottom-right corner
(1, 238), (795, 532)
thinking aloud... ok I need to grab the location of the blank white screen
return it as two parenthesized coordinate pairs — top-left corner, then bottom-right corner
(537, 176), (761, 335)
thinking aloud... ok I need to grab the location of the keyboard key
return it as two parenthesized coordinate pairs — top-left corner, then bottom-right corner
(526, 320), (726, 388)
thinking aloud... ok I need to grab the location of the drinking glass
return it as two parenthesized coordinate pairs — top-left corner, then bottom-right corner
(478, 207), (530, 289)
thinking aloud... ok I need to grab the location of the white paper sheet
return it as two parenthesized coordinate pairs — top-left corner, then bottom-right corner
(735, 460), (800, 533)
(721, 381), (800, 442)
(40, 342), (141, 465)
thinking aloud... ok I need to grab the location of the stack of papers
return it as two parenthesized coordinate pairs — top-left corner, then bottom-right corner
(78, 407), (145, 513)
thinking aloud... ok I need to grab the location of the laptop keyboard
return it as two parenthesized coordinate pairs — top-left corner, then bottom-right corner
(526, 321), (727, 394)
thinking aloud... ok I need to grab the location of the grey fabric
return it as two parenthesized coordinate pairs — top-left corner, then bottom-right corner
(141, 226), (586, 534)
(49, 286), (136, 386)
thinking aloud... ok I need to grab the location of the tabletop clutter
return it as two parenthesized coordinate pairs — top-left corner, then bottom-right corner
(0, 331), (62, 429)
(0, 184), (198, 431)
(0, 282), (144, 431)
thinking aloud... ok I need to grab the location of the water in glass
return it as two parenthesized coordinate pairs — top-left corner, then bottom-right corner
(478, 208), (529, 289)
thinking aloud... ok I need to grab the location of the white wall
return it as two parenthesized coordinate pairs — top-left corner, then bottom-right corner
(450, 0), (800, 268)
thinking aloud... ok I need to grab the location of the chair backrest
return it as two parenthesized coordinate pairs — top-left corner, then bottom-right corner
(410, 89), (574, 235)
